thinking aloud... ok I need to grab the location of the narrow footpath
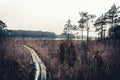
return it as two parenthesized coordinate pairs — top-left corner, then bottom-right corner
(23, 45), (46, 80)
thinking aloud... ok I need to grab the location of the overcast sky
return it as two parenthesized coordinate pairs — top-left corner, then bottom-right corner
(0, 0), (120, 34)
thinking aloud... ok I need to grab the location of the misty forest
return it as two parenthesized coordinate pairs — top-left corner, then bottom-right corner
(1, 4), (120, 80)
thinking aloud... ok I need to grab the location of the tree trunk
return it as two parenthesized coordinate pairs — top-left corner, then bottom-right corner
(103, 29), (106, 42)
(82, 29), (83, 44)
(87, 27), (89, 45)
(101, 25), (103, 41)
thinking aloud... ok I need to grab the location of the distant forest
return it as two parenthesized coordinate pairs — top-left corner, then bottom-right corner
(9, 30), (56, 38)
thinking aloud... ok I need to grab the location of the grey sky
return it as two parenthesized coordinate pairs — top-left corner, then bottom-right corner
(0, 0), (120, 34)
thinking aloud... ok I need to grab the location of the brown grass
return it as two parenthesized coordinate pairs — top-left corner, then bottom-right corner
(1, 38), (120, 80)
(0, 38), (32, 80)
(15, 38), (119, 80)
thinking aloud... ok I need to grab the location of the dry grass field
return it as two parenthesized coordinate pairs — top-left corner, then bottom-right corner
(0, 38), (32, 80)
(0, 38), (120, 80)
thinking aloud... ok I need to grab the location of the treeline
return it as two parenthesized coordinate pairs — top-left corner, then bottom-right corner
(9, 30), (56, 38)
(0, 20), (57, 39)
(94, 4), (120, 41)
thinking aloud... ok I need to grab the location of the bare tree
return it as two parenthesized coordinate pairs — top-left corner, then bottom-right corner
(0, 20), (7, 30)
(78, 12), (95, 44)
(94, 14), (106, 41)
(63, 19), (77, 39)
(0, 20), (8, 39)
(78, 16), (86, 43)
(85, 14), (96, 44)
